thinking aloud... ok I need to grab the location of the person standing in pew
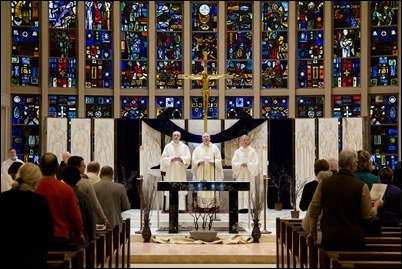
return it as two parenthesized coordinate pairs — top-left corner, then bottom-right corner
(62, 165), (96, 242)
(308, 149), (384, 251)
(301, 170), (333, 244)
(36, 152), (85, 250)
(93, 166), (131, 232)
(0, 163), (54, 268)
(299, 159), (329, 211)
(68, 156), (112, 229)
(354, 149), (383, 236)
(378, 167), (401, 227)
(160, 131), (191, 212)
(231, 134), (259, 213)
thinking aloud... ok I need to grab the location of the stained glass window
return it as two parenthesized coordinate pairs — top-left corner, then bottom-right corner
(191, 97), (218, 119)
(261, 97), (289, 119)
(84, 1), (113, 88)
(156, 97), (183, 119)
(370, 95), (398, 169)
(225, 97), (253, 119)
(48, 1), (77, 88)
(261, 2), (289, 89)
(156, 2), (183, 89)
(332, 95), (361, 118)
(121, 2), (148, 89)
(297, 96), (324, 118)
(48, 95), (78, 118)
(120, 97), (148, 118)
(370, 1), (398, 86)
(191, 3), (218, 89)
(226, 2), (253, 89)
(11, 94), (40, 163)
(297, 1), (324, 88)
(11, 1), (40, 86)
(85, 96), (113, 118)
(333, 1), (361, 88)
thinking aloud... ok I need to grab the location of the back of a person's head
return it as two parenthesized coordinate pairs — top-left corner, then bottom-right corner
(338, 149), (357, 170)
(61, 165), (82, 186)
(8, 161), (23, 177)
(67, 155), (84, 167)
(39, 152), (59, 176)
(378, 167), (394, 183)
(326, 157), (339, 173)
(356, 149), (374, 172)
(100, 166), (114, 178)
(317, 170), (333, 182)
(12, 162), (41, 189)
(314, 159), (329, 176)
(87, 161), (100, 173)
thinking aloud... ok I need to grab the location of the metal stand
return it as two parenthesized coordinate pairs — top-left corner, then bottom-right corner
(135, 176), (144, 234)
(261, 175), (271, 234)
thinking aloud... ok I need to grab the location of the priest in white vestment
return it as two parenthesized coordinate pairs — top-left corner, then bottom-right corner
(191, 133), (224, 208)
(231, 135), (259, 211)
(160, 131), (191, 211)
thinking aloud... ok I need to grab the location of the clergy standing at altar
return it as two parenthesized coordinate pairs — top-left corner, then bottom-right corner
(192, 133), (224, 208)
(160, 131), (191, 211)
(231, 135), (259, 212)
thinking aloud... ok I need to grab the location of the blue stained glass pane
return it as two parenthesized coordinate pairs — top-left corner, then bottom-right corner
(332, 95), (361, 118)
(226, 97), (253, 119)
(120, 97), (148, 119)
(48, 1), (77, 28)
(297, 96), (324, 118)
(191, 97), (218, 119)
(85, 96), (113, 118)
(156, 97), (183, 119)
(261, 97), (289, 119)
(48, 95), (77, 118)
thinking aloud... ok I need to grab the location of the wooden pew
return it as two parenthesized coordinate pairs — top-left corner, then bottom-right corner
(120, 220), (126, 268)
(120, 218), (131, 268)
(97, 228), (113, 268)
(47, 247), (84, 268)
(47, 252), (72, 268)
(112, 225), (120, 268)
(336, 260), (401, 268)
(365, 236), (401, 244)
(276, 217), (303, 268)
(95, 234), (105, 268)
(319, 248), (402, 268)
(328, 251), (401, 268)
(84, 240), (96, 268)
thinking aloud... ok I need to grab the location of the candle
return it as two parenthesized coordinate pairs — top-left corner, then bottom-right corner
(262, 144), (267, 177)
(139, 145), (144, 177)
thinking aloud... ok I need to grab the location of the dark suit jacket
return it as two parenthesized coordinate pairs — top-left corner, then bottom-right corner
(299, 180), (318, 211)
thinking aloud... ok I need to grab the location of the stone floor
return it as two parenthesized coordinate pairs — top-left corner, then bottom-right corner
(121, 208), (305, 267)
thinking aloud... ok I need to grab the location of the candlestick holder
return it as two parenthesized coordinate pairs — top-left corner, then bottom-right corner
(135, 176), (144, 234)
(261, 175), (271, 234)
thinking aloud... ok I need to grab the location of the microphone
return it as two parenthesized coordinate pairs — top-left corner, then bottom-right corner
(212, 149), (216, 182)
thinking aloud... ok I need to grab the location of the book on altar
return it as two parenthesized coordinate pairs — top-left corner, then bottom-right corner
(370, 183), (387, 201)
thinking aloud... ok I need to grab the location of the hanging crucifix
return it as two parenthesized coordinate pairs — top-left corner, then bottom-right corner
(178, 51), (233, 133)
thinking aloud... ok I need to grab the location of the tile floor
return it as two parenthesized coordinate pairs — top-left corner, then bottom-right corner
(122, 208), (305, 267)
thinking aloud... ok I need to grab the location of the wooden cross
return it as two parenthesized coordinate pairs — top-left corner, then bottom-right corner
(178, 51), (233, 132)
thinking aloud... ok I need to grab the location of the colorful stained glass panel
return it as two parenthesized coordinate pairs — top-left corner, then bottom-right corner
(261, 97), (288, 119)
(120, 96), (148, 118)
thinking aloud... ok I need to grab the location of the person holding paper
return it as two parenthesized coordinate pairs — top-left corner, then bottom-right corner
(378, 167), (401, 226)
(192, 133), (224, 208)
(231, 134), (259, 212)
(307, 149), (383, 251)
(354, 149), (382, 235)
(160, 131), (191, 212)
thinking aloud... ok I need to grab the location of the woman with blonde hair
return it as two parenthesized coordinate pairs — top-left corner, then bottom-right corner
(0, 163), (54, 268)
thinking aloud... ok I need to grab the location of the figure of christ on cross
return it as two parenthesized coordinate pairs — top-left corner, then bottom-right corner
(178, 51), (233, 132)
